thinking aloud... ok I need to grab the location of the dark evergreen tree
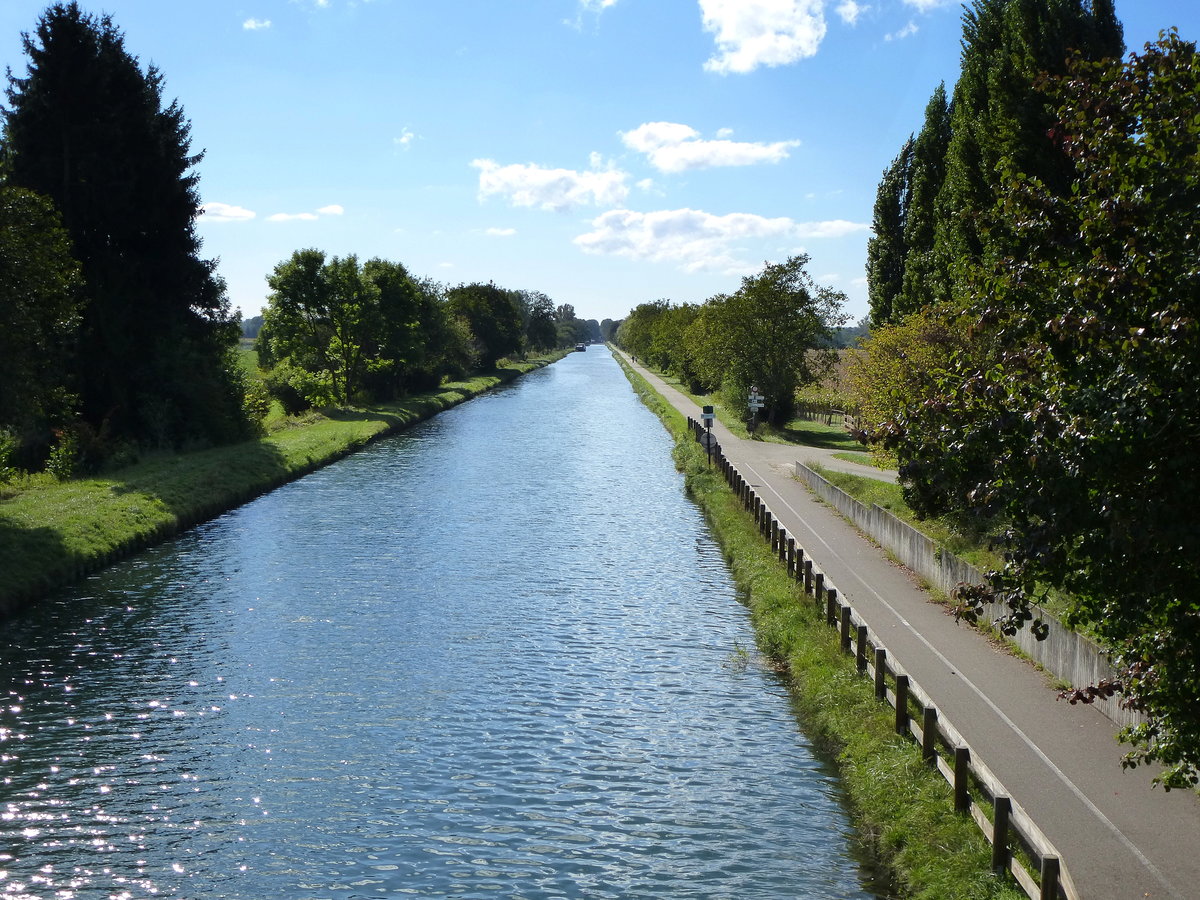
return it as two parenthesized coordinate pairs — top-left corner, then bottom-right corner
(899, 84), (952, 316)
(1, 3), (244, 447)
(934, 0), (1124, 300)
(865, 137), (913, 327)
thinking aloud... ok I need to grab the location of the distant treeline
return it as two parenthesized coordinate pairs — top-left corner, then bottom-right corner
(614, 255), (847, 425)
(253, 249), (602, 413)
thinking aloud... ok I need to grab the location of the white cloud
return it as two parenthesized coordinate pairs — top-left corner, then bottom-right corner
(620, 121), (800, 173)
(486, 227), (517, 237)
(267, 212), (320, 222)
(699, 0), (826, 75)
(885, 21), (919, 41)
(472, 156), (629, 211)
(836, 2), (866, 26)
(574, 207), (867, 273)
(243, 18), (272, 30)
(198, 202), (256, 223)
(266, 205), (344, 222)
(394, 128), (416, 149)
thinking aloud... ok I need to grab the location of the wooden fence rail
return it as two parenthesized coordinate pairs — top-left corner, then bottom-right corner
(685, 418), (1078, 900)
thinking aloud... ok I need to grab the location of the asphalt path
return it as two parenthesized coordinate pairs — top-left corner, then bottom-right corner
(620, 351), (1200, 900)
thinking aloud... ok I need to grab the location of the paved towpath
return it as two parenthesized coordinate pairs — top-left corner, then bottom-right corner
(620, 351), (1200, 900)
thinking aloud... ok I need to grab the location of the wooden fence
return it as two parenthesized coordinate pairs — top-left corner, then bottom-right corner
(686, 417), (1079, 900)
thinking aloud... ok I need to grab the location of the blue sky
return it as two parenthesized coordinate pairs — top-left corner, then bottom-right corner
(2, 1), (1195, 325)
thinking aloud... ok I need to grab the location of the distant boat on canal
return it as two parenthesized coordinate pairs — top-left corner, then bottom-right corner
(575, 342), (587, 351)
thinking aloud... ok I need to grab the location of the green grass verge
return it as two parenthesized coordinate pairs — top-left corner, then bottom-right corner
(0, 354), (564, 615)
(618, 356), (1023, 900)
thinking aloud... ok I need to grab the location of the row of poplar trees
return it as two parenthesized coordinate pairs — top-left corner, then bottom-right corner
(1, 3), (250, 469)
(862, 0), (1200, 787)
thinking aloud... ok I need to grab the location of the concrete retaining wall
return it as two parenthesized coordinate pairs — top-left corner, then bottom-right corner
(794, 462), (1140, 730)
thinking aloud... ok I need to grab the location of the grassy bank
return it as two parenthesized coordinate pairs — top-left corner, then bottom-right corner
(0, 354), (563, 615)
(618, 358), (1021, 900)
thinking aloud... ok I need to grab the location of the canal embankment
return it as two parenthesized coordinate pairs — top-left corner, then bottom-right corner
(615, 354), (1023, 900)
(0, 355), (562, 617)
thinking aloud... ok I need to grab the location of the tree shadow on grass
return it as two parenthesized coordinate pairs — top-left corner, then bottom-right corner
(773, 422), (863, 451)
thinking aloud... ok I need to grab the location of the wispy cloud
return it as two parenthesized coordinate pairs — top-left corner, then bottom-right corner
(198, 202), (256, 222)
(620, 121), (799, 173)
(836, 1), (867, 26)
(485, 227), (517, 237)
(885, 21), (918, 41)
(472, 153), (629, 211)
(266, 205), (343, 223)
(574, 206), (866, 273)
(243, 17), (272, 30)
(700, 0), (826, 75)
(394, 128), (417, 150)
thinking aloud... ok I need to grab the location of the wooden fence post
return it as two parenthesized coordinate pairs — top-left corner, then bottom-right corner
(922, 706), (938, 765)
(1039, 856), (1060, 900)
(895, 675), (909, 735)
(840, 605), (852, 653)
(856, 625), (868, 674)
(787, 538), (796, 578)
(804, 560), (813, 594)
(814, 572), (825, 603)
(954, 747), (971, 812)
(874, 648), (887, 700)
(993, 797), (1011, 874)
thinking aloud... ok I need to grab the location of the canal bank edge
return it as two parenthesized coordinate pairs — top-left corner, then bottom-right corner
(615, 353), (1023, 900)
(0, 354), (566, 618)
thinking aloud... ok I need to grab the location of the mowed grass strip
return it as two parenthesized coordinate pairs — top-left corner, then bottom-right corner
(618, 357), (1023, 900)
(0, 356), (561, 613)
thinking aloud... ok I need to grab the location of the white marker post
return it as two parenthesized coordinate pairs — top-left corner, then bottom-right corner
(747, 387), (765, 434)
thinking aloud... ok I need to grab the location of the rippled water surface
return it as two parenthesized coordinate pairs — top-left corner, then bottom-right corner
(1, 348), (879, 898)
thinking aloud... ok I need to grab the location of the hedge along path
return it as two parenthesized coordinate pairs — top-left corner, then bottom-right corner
(0, 357), (562, 616)
(686, 413), (1076, 900)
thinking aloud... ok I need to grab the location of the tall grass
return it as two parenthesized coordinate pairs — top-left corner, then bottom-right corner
(619, 357), (1023, 900)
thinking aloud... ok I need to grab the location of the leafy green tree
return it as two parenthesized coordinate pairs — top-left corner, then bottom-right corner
(446, 282), (523, 368)
(0, 186), (82, 443)
(600, 318), (620, 343)
(262, 249), (380, 405)
(361, 257), (431, 398)
(522, 290), (558, 351)
(695, 255), (846, 423)
(615, 300), (669, 363)
(866, 137), (913, 326)
(885, 33), (1200, 787)
(2, 2), (245, 446)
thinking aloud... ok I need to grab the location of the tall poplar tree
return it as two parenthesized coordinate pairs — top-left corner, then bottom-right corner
(934, 0), (1124, 299)
(899, 84), (952, 316)
(865, 137), (913, 327)
(2, 3), (245, 447)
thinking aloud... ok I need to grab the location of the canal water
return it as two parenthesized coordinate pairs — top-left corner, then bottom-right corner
(0, 347), (881, 899)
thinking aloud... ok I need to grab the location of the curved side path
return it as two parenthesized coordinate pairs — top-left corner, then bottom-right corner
(619, 352), (1200, 900)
